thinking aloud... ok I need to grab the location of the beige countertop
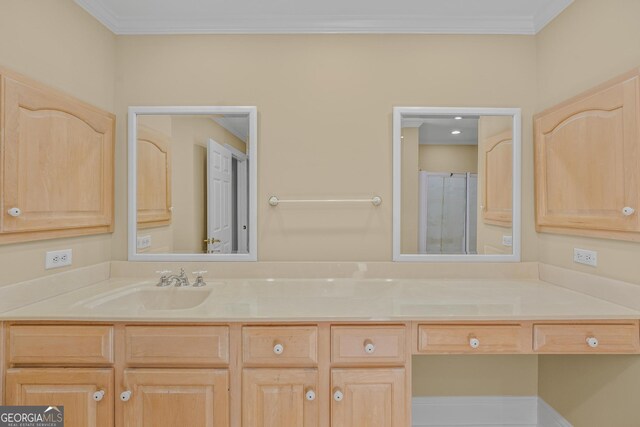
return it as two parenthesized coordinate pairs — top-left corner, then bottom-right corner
(2, 274), (639, 322)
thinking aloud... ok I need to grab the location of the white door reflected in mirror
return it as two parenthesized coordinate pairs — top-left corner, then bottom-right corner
(393, 107), (521, 262)
(128, 106), (257, 262)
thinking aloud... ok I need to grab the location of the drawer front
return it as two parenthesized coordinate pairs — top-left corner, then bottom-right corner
(533, 324), (640, 353)
(418, 325), (527, 354)
(9, 325), (114, 365)
(331, 326), (406, 365)
(243, 326), (318, 366)
(125, 326), (229, 366)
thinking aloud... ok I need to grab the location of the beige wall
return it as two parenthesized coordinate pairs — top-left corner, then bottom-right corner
(419, 145), (478, 173)
(0, 0), (116, 286)
(400, 128), (419, 253)
(539, 356), (640, 427)
(534, 2), (640, 425)
(112, 34), (539, 261)
(413, 355), (538, 396)
(536, 0), (640, 284)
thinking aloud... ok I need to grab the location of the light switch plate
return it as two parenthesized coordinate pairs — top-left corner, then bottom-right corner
(45, 249), (73, 269)
(574, 248), (597, 267)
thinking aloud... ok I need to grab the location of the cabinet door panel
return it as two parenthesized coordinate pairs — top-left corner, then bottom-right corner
(5, 368), (113, 427)
(483, 131), (513, 227)
(535, 72), (640, 235)
(1, 74), (114, 241)
(122, 369), (228, 427)
(331, 368), (406, 427)
(136, 125), (172, 228)
(243, 368), (318, 427)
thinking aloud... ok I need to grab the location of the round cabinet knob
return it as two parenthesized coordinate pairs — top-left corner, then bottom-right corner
(92, 390), (105, 402)
(305, 389), (316, 401)
(364, 340), (376, 354)
(333, 389), (344, 402)
(273, 343), (284, 355)
(120, 391), (132, 402)
(469, 338), (480, 349)
(622, 207), (636, 216)
(586, 337), (599, 348)
(7, 207), (21, 217)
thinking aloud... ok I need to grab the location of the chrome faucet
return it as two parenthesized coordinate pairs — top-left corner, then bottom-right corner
(168, 268), (191, 287)
(156, 269), (208, 287)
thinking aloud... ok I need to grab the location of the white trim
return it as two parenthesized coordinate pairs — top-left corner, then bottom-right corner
(73, 1), (572, 35)
(533, 0), (574, 33)
(393, 107), (522, 263)
(412, 396), (571, 427)
(128, 106), (258, 262)
(224, 144), (248, 161)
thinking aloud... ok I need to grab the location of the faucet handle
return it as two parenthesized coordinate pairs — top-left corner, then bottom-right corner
(155, 270), (172, 287)
(192, 271), (208, 287)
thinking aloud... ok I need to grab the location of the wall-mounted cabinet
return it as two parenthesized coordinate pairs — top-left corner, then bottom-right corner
(534, 68), (640, 240)
(0, 69), (115, 244)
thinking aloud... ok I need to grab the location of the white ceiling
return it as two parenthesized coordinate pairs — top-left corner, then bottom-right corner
(403, 116), (479, 145)
(74, 0), (573, 35)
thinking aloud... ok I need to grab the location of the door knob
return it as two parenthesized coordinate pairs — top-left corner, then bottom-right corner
(333, 389), (344, 402)
(273, 343), (284, 355)
(622, 207), (636, 216)
(120, 391), (132, 402)
(469, 338), (480, 349)
(364, 339), (376, 354)
(7, 207), (21, 217)
(92, 390), (105, 402)
(305, 389), (316, 401)
(204, 238), (222, 244)
(586, 337), (599, 348)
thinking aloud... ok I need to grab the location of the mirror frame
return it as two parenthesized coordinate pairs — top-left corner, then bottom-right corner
(128, 106), (258, 261)
(392, 106), (522, 262)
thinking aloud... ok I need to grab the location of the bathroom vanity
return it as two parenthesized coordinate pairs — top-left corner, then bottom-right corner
(1, 264), (639, 427)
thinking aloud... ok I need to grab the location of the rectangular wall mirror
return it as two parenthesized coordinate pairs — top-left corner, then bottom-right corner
(128, 106), (257, 261)
(393, 107), (521, 262)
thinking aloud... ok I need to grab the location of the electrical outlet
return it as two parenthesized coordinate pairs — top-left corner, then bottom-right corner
(137, 235), (152, 250)
(45, 249), (73, 269)
(502, 235), (513, 247)
(574, 248), (597, 267)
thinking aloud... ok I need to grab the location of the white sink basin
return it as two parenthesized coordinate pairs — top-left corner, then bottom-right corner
(85, 286), (212, 311)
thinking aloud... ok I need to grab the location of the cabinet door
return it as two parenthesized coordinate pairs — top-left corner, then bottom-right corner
(243, 368), (318, 427)
(331, 368), (406, 427)
(1, 73), (114, 243)
(5, 368), (113, 427)
(535, 71), (640, 237)
(136, 125), (172, 228)
(483, 130), (513, 227)
(122, 369), (228, 427)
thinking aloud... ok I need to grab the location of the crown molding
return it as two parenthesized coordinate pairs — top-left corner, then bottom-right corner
(74, 1), (573, 36)
(533, 0), (573, 33)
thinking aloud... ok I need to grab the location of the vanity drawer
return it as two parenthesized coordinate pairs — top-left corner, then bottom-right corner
(418, 324), (528, 354)
(125, 326), (229, 366)
(243, 326), (318, 366)
(9, 325), (114, 365)
(533, 323), (640, 354)
(331, 326), (406, 365)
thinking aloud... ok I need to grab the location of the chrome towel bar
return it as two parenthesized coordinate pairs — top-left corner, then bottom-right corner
(268, 195), (382, 207)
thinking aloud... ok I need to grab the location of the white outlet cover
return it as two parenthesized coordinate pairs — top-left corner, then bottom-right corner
(45, 249), (73, 269)
(574, 248), (597, 267)
(502, 235), (513, 247)
(137, 235), (152, 250)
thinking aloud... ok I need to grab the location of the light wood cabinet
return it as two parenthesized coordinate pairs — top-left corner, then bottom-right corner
(136, 125), (172, 228)
(331, 326), (406, 365)
(417, 324), (528, 354)
(242, 368), (319, 427)
(482, 130), (513, 227)
(331, 368), (406, 427)
(533, 323), (640, 354)
(122, 368), (229, 427)
(0, 70), (115, 244)
(534, 68), (640, 240)
(243, 326), (318, 367)
(5, 368), (114, 427)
